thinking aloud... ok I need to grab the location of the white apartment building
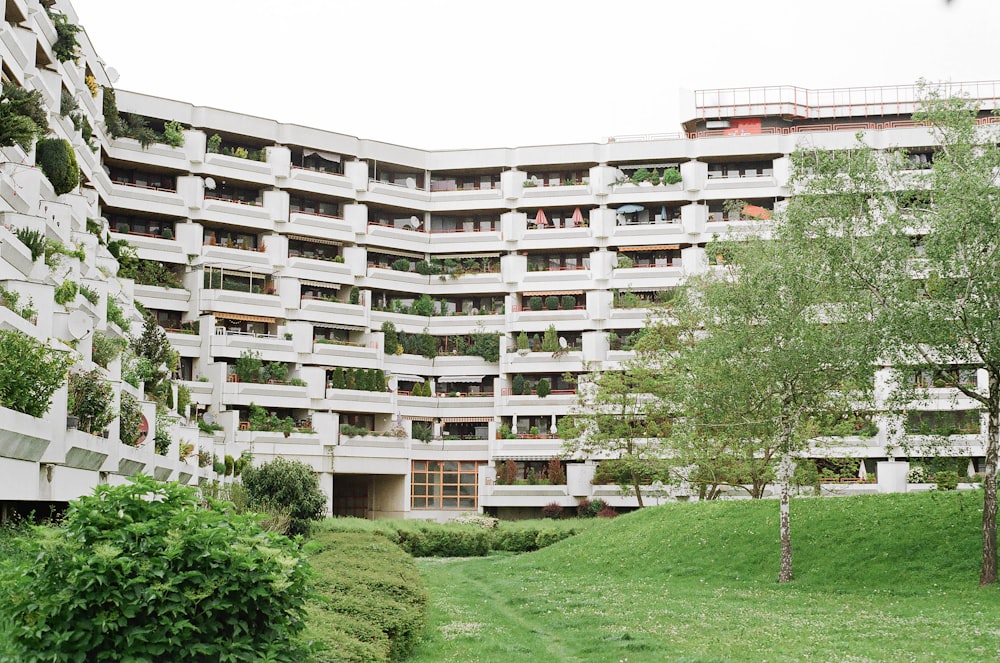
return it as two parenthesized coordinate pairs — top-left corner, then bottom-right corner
(0, 0), (991, 520)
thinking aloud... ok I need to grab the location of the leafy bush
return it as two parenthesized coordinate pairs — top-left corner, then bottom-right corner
(512, 373), (526, 396)
(0, 83), (48, 150)
(535, 377), (551, 398)
(410, 294), (435, 317)
(53, 280), (78, 305)
(528, 296), (543, 311)
(561, 295), (577, 310)
(48, 11), (81, 62)
(68, 369), (114, 434)
(661, 167), (683, 185)
(0, 476), (313, 661)
(91, 331), (124, 368)
(390, 258), (411, 272)
(541, 324), (559, 352)
(242, 457), (327, 536)
(0, 330), (72, 417)
(598, 506), (619, 518)
(542, 501), (564, 519)
(517, 330), (530, 351)
(118, 391), (143, 446)
(106, 297), (129, 331)
(35, 137), (79, 195)
(934, 470), (960, 491)
(235, 348), (263, 383)
(545, 295), (560, 310)
(14, 227), (46, 261)
(381, 321), (398, 351)
(577, 498), (608, 518)
(161, 120), (185, 147)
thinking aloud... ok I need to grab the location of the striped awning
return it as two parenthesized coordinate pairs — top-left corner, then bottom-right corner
(442, 417), (492, 423)
(493, 453), (557, 461)
(287, 234), (342, 246)
(619, 245), (680, 252)
(523, 290), (583, 297)
(401, 415), (435, 421)
(215, 313), (276, 323)
(391, 374), (425, 382)
(299, 279), (339, 289)
(314, 321), (366, 331)
(437, 375), (486, 384)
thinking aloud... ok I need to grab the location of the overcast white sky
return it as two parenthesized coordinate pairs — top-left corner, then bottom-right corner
(70, 0), (997, 150)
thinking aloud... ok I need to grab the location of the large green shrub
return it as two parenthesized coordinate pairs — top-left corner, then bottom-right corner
(118, 391), (143, 446)
(35, 137), (79, 195)
(0, 330), (72, 417)
(69, 368), (114, 434)
(0, 476), (312, 661)
(242, 457), (326, 536)
(0, 82), (48, 150)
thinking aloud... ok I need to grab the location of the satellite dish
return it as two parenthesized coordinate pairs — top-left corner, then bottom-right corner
(470, 308), (479, 315)
(202, 412), (216, 426)
(68, 310), (93, 340)
(408, 215), (422, 229)
(405, 177), (417, 189)
(530, 175), (540, 184)
(559, 337), (568, 349)
(106, 67), (120, 84)
(204, 177), (217, 190)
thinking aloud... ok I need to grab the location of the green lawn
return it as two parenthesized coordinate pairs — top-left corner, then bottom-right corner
(407, 491), (999, 662)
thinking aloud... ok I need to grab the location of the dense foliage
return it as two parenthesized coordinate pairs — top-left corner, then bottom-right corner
(35, 137), (79, 195)
(0, 82), (48, 150)
(242, 457), (326, 536)
(0, 329), (72, 417)
(68, 368), (114, 434)
(304, 530), (428, 662)
(0, 477), (313, 661)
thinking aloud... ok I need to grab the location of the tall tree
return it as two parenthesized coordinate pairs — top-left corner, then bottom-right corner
(560, 330), (675, 507)
(785, 91), (1000, 585)
(673, 231), (877, 583)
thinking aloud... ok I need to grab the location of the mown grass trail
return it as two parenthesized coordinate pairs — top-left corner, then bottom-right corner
(407, 492), (999, 662)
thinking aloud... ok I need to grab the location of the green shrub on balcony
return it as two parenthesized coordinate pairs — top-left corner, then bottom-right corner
(541, 325), (559, 352)
(410, 294), (435, 317)
(561, 295), (577, 310)
(390, 258), (411, 272)
(53, 280), (78, 305)
(35, 137), (79, 195)
(234, 350), (263, 383)
(0, 83), (48, 150)
(662, 168), (682, 185)
(48, 10), (81, 63)
(68, 368), (114, 434)
(535, 378), (551, 398)
(512, 374), (526, 396)
(545, 296), (560, 311)
(0, 329), (72, 417)
(528, 296), (543, 311)
(161, 120), (185, 148)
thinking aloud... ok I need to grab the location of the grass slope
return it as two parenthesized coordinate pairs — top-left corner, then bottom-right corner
(408, 491), (999, 662)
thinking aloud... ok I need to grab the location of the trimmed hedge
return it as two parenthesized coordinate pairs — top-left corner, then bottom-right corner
(316, 518), (589, 557)
(304, 531), (428, 662)
(35, 137), (79, 195)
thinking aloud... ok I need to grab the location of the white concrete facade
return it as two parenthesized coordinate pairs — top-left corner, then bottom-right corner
(0, 1), (989, 518)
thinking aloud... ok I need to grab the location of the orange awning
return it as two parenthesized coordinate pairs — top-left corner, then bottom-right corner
(286, 234), (342, 246)
(215, 313), (276, 323)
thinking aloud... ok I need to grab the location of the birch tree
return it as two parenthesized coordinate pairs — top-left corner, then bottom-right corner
(785, 91), (1000, 585)
(674, 231), (876, 583)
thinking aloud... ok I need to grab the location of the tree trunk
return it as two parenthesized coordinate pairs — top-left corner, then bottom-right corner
(778, 464), (793, 583)
(632, 471), (644, 508)
(981, 377), (998, 586)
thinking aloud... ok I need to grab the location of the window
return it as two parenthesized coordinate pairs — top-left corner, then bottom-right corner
(289, 195), (341, 217)
(109, 167), (176, 191)
(707, 160), (774, 179)
(411, 460), (480, 510)
(107, 213), (176, 238)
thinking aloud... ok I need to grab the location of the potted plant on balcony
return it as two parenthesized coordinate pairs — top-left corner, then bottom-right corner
(516, 331), (530, 356)
(535, 378), (551, 398)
